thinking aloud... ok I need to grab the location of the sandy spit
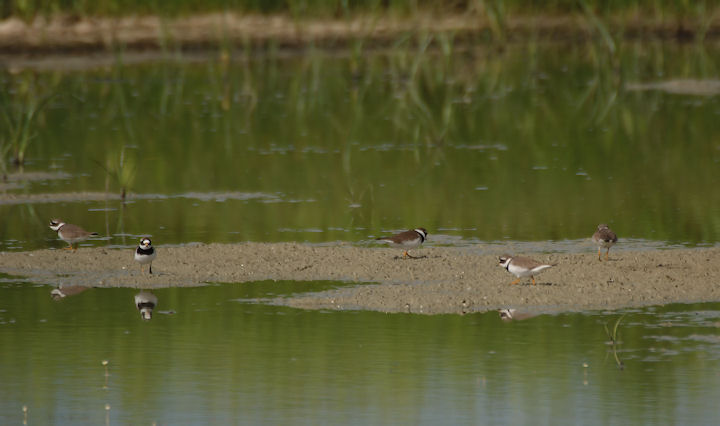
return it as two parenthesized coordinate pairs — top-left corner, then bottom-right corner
(2, 243), (720, 314)
(1, 13), (719, 62)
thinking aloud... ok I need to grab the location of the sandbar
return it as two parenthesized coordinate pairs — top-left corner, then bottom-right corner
(2, 243), (719, 314)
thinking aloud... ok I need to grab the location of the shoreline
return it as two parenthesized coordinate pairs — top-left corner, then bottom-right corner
(2, 243), (720, 314)
(1, 12), (719, 68)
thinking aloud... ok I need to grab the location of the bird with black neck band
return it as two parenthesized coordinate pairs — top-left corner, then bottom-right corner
(49, 219), (98, 251)
(376, 228), (428, 259)
(134, 237), (157, 274)
(498, 255), (554, 286)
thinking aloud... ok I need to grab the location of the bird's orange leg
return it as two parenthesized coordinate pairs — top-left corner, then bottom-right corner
(509, 278), (521, 285)
(605, 249), (610, 261)
(531, 276), (536, 286)
(597, 247), (602, 261)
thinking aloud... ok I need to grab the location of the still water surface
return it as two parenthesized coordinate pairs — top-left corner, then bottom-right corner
(2, 42), (720, 251)
(2, 42), (720, 424)
(1, 280), (720, 424)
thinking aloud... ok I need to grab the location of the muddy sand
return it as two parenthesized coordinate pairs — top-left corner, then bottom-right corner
(2, 243), (719, 314)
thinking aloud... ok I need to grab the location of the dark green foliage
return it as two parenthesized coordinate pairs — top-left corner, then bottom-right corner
(0, 0), (715, 20)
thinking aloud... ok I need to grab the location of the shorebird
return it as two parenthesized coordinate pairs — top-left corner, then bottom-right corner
(376, 228), (428, 258)
(49, 219), (98, 250)
(134, 237), (157, 274)
(592, 224), (618, 261)
(498, 255), (555, 286)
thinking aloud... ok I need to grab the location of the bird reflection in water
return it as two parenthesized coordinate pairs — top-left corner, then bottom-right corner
(498, 308), (537, 321)
(50, 285), (92, 300)
(135, 291), (158, 321)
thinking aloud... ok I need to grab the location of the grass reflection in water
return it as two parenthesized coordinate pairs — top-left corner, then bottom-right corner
(1, 42), (719, 250)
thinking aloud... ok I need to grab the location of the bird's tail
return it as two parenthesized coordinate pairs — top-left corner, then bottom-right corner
(535, 265), (554, 273)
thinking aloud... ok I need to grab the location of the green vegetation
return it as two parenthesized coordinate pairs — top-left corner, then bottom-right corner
(1, 0), (717, 20)
(92, 59), (139, 201)
(1, 40), (720, 248)
(95, 145), (137, 201)
(604, 314), (625, 369)
(0, 74), (53, 176)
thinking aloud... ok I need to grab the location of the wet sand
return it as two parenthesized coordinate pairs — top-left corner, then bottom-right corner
(2, 243), (720, 314)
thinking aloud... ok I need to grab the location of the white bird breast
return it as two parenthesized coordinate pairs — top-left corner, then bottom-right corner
(135, 250), (157, 265)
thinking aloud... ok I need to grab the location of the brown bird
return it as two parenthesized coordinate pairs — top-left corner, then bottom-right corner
(592, 224), (618, 261)
(498, 255), (555, 286)
(376, 228), (428, 259)
(49, 219), (98, 251)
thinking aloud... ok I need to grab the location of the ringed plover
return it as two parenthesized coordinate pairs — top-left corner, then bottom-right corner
(376, 228), (428, 259)
(592, 224), (618, 261)
(498, 255), (554, 286)
(49, 219), (98, 251)
(134, 237), (157, 274)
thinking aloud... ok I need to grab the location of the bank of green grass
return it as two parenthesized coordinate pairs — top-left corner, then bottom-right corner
(1, 0), (716, 20)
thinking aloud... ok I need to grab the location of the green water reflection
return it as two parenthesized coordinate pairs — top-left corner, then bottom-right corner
(1, 41), (720, 250)
(1, 281), (720, 424)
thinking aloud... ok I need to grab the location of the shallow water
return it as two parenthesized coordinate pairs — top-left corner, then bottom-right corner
(2, 42), (720, 251)
(2, 40), (720, 425)
(1, 280), (719, 424)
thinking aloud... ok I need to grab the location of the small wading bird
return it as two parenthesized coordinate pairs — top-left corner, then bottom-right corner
(134, 237), (157, 274)
(498, 255), (555, 286)
(592, 224), (618, 261)
(376, 228), (428, 259)
(49, 219), (98, 251)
